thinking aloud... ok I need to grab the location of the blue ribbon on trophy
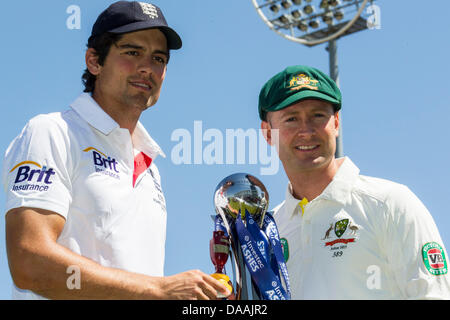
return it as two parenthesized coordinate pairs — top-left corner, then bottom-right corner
(211, 173), (291, 300)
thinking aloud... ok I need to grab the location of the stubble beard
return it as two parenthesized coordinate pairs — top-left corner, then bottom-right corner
(122, 88), (159, 113)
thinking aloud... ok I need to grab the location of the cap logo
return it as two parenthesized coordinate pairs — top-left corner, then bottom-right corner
(287, 73), (319, 91)
(138, 2), (158, 19)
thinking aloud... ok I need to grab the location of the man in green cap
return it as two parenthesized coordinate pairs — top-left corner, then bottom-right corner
(259, 65), (450, 299)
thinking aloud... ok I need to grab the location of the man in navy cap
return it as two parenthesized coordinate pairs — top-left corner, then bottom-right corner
(3, 1), (229, 300)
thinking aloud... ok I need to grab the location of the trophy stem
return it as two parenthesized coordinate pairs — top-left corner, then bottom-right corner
(229, 228), (243, 300)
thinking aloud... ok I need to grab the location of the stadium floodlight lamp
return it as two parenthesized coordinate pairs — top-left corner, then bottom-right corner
(297, 21), (308, 31)
(334, 10), (344, 20)
(251, 0), (376, 47)
(291, 9), (302, 19)
(309, 19), (320, 28)
(251, 0), (379, 158)
(329, 0), (341, 6)
(269, 4), (280, 13)
(320, 0), (330, 9)
(278, 13), (290, 24)
(303, 5), (315, 14)
(323, 12), (334, 25)
(281, 0), (293, 9)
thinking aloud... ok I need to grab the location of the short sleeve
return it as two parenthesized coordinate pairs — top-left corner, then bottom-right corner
(384, 184), (450, 299)
(2, 114), (73, 219)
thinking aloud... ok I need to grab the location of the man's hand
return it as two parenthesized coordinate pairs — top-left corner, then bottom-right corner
(158, 270), (231, 300)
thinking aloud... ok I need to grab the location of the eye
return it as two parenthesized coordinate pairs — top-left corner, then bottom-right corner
(125, 51), (139, 56)
(285, 116), (296, 122)
(153, 55), (167, 65)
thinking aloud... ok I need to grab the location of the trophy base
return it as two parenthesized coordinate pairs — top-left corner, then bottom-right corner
(211, 273), (233, 298)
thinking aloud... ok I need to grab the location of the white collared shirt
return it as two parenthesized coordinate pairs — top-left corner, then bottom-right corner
(273, 157), (450, 299)
(3, 93), (168, 299)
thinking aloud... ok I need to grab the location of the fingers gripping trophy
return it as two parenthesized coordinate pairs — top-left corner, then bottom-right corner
(210, 173), (291, 300)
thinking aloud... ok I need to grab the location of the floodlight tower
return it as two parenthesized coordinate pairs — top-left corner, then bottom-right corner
(251, 0), (378, 158)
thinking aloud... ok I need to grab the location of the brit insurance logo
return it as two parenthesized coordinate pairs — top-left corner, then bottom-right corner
(83, 147), (120, 180)
(9, 161), (56, 192)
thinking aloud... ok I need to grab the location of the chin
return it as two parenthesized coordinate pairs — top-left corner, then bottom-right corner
(146, 99), (157, 108)
(293, 157), (330, 171)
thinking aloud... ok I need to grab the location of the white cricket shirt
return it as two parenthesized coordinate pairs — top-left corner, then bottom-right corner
(2, 93), (168, 299)
(274, 157), (450, 299)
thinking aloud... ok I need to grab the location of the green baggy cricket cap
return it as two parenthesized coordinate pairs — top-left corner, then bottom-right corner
(258, 65), (342, 121)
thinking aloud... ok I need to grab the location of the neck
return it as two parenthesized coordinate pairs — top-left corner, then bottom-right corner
(92, 91), (141, 135)
(286, 157), (344, 201)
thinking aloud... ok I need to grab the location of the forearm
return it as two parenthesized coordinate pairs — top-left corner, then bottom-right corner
(14, 240), (164, 300)
(6, 207), (228, 300)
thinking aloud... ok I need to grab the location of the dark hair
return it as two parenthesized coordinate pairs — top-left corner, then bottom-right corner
(82, 33), (124, 93)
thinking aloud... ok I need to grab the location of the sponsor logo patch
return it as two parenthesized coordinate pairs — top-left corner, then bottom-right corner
(83, 147), (120, 180)
(280, 238), (289, 262)
(422, 242), (448, 275)
(9, 160), (56, 192)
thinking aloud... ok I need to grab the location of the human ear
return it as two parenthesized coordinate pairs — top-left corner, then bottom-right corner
(334, 111), (340, 137)
(261, 121), (274, 146)
(85, 48), (101, 76)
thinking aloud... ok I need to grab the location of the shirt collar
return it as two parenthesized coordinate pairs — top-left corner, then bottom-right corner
(70, 93), (118, 135)
(284, 182), (303, 218)
(132, 121), (166, 159)
(318, 156), (359, 205)
(285, 157), (360, 217)
(70, 93), (166, 160)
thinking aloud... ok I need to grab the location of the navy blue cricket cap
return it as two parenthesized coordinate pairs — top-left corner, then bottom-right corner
(91, 1), (182, 50)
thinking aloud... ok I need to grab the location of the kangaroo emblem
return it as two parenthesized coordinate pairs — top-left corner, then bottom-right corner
(349, 223), (359, 235)
(322, 223), (333, 240)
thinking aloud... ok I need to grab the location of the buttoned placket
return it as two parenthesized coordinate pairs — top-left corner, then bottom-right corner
(109, 127), (136, 188)
(293, 197), (317, 299)
(299, 200), (313, 262)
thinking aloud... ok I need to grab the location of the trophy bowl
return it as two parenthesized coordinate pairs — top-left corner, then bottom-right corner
(213, 173), (269, 224)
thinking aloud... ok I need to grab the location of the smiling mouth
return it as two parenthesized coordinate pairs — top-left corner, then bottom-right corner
(295, 145), (319, 151)
(130, 81), (152, 91)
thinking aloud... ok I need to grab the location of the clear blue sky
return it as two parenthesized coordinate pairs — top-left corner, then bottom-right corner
(1, 0), (449, 299)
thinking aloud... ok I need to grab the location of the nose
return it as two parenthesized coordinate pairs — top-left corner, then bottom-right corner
(137, 57), (153, 76)
(295, 118), (315, 137)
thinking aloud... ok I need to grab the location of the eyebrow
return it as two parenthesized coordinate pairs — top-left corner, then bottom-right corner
(117, 43), (169, 58)
(280, 110), (299, 117)
(282, 104), (332, 115)
(117, 43), (144, 50)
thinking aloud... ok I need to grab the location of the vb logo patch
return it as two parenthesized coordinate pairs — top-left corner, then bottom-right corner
(422, 242), (448, 275)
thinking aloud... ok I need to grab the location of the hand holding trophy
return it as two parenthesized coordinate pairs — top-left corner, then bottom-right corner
(210, 173), (290, 300)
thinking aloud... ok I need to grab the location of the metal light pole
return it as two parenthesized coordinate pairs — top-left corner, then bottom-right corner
(327, 38), (342, 156)
(251, 0), (379, 158)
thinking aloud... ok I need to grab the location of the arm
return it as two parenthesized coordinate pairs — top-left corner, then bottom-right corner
(383, 185), (450, 299)
(6, 207), (229, 300)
